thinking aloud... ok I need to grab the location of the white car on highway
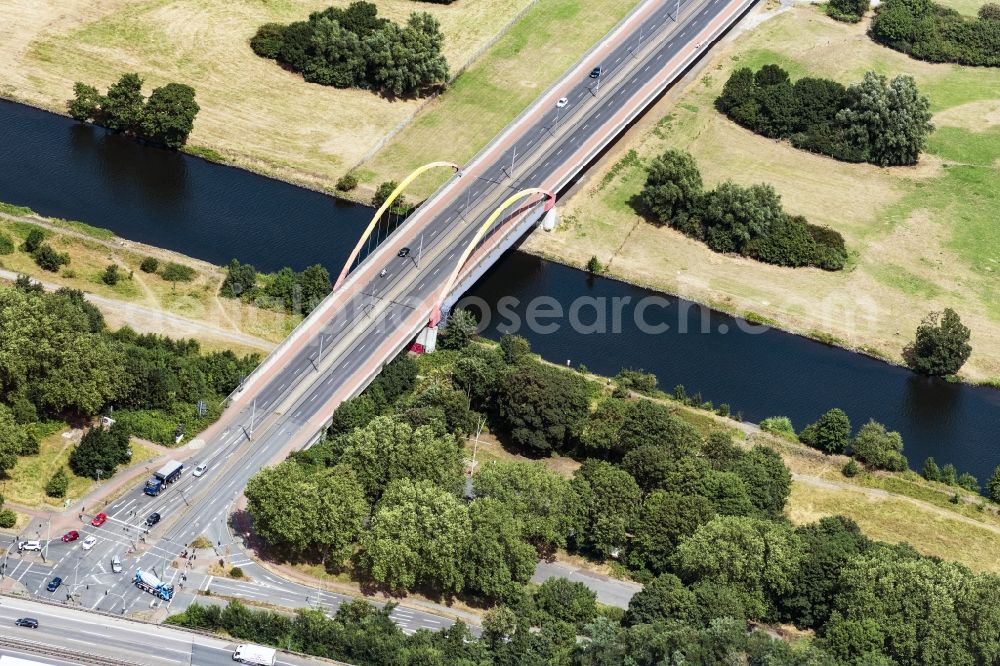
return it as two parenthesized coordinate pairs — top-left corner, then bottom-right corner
(18, 540), (42, 552)
(81, 536), (97, 550)
(192, 463), (207, 477)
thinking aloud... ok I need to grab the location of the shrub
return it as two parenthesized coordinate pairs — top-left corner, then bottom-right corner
(842, 459), (861, 477)
(614, 369), (657, 394)
(102, 264), (121, 286)
(139, 257), (159, 273)
(0, 509), (16, 529)
(33, 244), (70, 272)
(586, 256), (603, 274)
(45, 467), (70, 498)
(0, 233), (14, 255)
(336, 173), (359, 191)
(799, 408), (851, 454)
(230, 566), (245, 578)
(759, 416), (795, 438)
(161, 262), (196, 282)
(249, 23), (287, 59)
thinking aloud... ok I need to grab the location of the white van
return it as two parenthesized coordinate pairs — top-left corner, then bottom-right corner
(18, 540), (42, 552)
(232, 644), (276, 666)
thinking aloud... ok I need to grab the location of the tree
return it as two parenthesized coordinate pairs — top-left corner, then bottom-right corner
(328, 394), (379, 436)
(102, 264), (121, 286)
(139, 257), (159, 273)
(45, 467), (70, 498)
(571, 460), (642, 558)
(140, 83), (199, 148)
(161, 262), (196, 282)
(904, 308), (972, 376)
(372, 180), (400, 209)
(988, 466), (1000, 503)
(779, 516), (870, 629)
(361, 478), (471, 594)
(619, 400), (701, 458)
(495, 360), (591, 453)
(336, 415), (463, 500)
(942, 462), (958, 485)
(623, 573), (698, 626)
(462, 498), (537, 603)
(923, 456), (942, 481)
(699, 181), (786, 254)
(32, 244), (70, 272)
(68, 424), (131, 479)
(727, 446), (792, 518)
(219, 259), (258, 298)
(103, 73), (146, 134)
(628, 491), (715, 575)
(68, 82), (104, 121)
(297, 264), (331, 313)
(838, 72), (933, 166)
(370, 353), (418, 403)
(438, 309), (477, 350)
(499, 333), (531, 364)
(639, 149), (703, 224)
(958, 472), (980, 493)
(22, 229), (44, 253)
(673, 515), (804, 620)
(246, 462), (368, 563)
(828, 0), (869, 21)
(851, 419), (907, 471)
(474, 461), (578, 553)
(799, 407), (852, 454)
(533, 578), (598, 629)
(585, 255), (603, 274)
(981, 2), (1000, 19)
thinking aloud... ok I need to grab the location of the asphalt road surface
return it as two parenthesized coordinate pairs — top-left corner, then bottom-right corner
(1, 0), (754, 658)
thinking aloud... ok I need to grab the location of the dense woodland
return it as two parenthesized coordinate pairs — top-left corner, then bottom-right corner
(238, 316), (1000, 665)
(715, 65), (934, 166)
(638, 148), (848, 269)
(0, 279), (258, 483)
(251, 2), (449, 97)
(69, 73), (200, 149)
(871, 0), (1000, 66)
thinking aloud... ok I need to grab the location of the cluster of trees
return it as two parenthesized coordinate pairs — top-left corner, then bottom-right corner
(219, 259), (330, 315)
(921, 456), (982, 493)
(827, 0), (870, 22)
(795, 408), (909, 471)
(69, 73), (199, 149)
(0, 280), (258, 481)
(716, 64), (934, 166)
(871, 0), (1000, 67)
(22, 228), (69, 273)
(638, 148), (848, 269)
(905, 307), (972, 376)
(250, 2), (449, 97)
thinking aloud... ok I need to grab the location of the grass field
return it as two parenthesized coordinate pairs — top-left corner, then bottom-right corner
(0, 0), (539, 193)
(0, 208), (293, 350)
(1, 426), (159, 508)
(360, 0), (642, 197)
(788, 481), (1000, 575)
(524, 3), (1000, 383)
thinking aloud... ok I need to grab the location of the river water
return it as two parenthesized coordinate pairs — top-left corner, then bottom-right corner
(1, 99), (998, 480)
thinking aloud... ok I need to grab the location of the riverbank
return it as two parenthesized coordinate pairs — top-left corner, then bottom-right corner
(523, 1), (1000, 386)
(0, 202), (287, 353)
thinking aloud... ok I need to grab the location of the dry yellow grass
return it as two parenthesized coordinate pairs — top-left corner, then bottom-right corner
(0, 212), (293, 349)
(0, 0), (537, 193)
(524, 3), (1000, 382)
(1, 429), (159, 509)
(788, 481), (1000, 575)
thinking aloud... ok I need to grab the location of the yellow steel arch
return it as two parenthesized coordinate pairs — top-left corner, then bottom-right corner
(335, 161), (460, 289)
(430, 187), (555, 326)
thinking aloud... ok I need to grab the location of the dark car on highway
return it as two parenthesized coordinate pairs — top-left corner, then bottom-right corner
(590, 66), (602, 78)
(398, 247), (410, 258)
(46, 576), (62, 592)
(146, 512), (161, 527)
(15, 618), (39, 629)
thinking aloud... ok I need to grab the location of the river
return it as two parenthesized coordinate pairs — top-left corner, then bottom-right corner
(1, 99), (998, 481)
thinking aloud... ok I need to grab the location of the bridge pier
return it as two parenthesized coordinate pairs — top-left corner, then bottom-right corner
(413, 325), (439, 354)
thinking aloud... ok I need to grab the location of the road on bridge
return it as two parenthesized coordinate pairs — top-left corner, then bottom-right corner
(1, 0), (757, 656)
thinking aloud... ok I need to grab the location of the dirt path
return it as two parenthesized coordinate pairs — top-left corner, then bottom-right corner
(0, 268), (274, 351)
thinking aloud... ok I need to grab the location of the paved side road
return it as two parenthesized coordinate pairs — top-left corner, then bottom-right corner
(0, 596), (345, 666)
(532, 561), (642, 608)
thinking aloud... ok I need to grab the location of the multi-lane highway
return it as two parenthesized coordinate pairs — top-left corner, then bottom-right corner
(2, 0), (756, 659)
